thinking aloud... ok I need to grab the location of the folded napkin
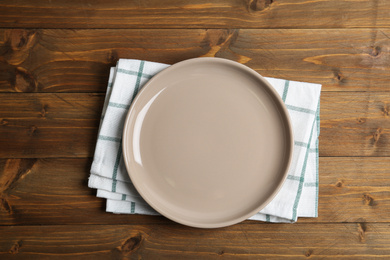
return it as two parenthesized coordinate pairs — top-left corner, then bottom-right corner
(89, 59), (321, 223)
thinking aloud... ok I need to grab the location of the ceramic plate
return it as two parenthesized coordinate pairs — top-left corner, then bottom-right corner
(122, 57), (293, 228)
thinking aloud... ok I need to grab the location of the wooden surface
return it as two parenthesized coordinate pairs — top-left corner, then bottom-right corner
(1, 29), (390, 93)
(1, 1), (390, 259)
(1, 0), (390, 29)
(1, 224), (390, 259)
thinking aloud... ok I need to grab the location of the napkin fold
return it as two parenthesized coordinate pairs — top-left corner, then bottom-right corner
(89, 59), (321, 223)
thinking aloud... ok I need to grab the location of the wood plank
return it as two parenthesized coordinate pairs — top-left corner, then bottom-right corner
(0, 158), (168, 226)
(0, 157), (389, 225)
(1, 92), (390, 158)
(0, 223), (390, 259)
(1, 29), (390, 92)
(317, 157), (390, 223)
(0, 0), (389, 29)
(320, 92), (390, 157)
(0, 93), (104, 158)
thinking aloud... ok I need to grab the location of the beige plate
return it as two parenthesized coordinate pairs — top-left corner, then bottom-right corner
(122, 58), (293, 228)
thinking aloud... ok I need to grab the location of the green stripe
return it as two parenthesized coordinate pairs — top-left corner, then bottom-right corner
(266, 214), (270, 222)
(304, 182), (317, 187)
(286, 105), (316, 115)
(112, 61), (145, 192)
(287, 175), (304, 182)
(282, 80), (289, 102)
(117, 68), (153, 79)
(131, 202), (135, 213)
(130, 61), (145, 103)
(111, 142), (122, 192)
(295, 141), (308, 147)
(122, 194), (126, 201)
(107, 82), (113, 88)
(98, 135), (121, 142)
(108, 102), (130, 109)
(295, 141), (316, 153)
(292, 119), (316, 221)
(315, 101), (320, 217)
(316, 100), (321, 135)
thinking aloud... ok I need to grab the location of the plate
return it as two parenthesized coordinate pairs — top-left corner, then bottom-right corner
(122, 57), (293, 228)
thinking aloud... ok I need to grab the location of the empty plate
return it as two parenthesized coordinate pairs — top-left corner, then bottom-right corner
(122, 57), (293, 228)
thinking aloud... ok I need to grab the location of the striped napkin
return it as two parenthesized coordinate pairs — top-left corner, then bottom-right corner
(89, 59), (321, 223)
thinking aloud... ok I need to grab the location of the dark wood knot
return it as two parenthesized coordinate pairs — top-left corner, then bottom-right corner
(121, 234), (143, 255)
(201, 29), (237, 49)
(248, 0), (274, 12)
(357, 223), (367, 242)
(0, 119), (8, 126)
(305, 249), (313, 257)
(9, 30), (37, 50)
(362, 194), (377, 207)
(2, 29), (37, 65)
(382, 104), (389, 116)
(0, 197), (13, 214)
(28, 125), (38, 136)
(13, 67), (37, 92)
(9, 240), (23, 254)
(41, 105), (48, 118)
(372, 127), (382, 144)
(333, 69), (346, 84)
(356, 118), (366, 124)
(370, 46), (381, 57)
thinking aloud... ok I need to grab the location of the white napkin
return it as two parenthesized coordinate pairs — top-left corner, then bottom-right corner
(89, 59), (321, 223)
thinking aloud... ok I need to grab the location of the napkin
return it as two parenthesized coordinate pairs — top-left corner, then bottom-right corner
(89, 59), (321, 223)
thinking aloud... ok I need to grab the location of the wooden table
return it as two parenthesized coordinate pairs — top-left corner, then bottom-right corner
(1, 1), (390, 258)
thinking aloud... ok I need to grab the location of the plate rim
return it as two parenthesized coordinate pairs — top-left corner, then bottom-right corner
(122, 57), (294, 228)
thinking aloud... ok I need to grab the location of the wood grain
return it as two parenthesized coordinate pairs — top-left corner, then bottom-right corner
(320, 92), (390, 157)
(0, 0), (389, 29)
(0, 93), (104, 158)
(1, 29), (390, 93)
(1, 92), (390, 158)
(1, 223), (390, 259)
(0, 157), (389, 225)
(1, 1), (389, 258)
